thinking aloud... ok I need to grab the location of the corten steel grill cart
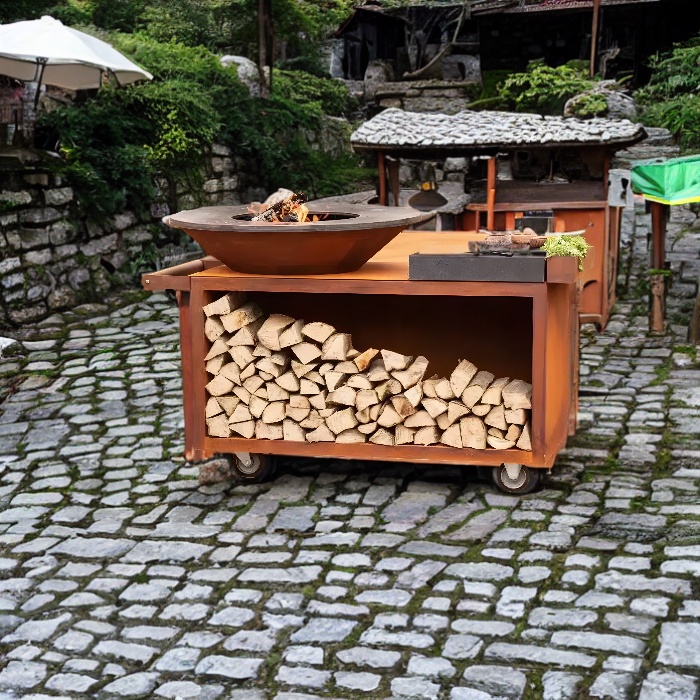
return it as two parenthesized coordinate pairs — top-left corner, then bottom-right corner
(142, 230), (581, 495)
(350, 109), (647, 329)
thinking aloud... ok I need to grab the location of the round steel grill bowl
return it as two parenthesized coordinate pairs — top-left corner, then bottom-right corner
(165, 203), (427, 275)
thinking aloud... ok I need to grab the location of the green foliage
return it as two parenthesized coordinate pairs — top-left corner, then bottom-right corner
(542, 234), (591, 271)
(0, 0), (64, 23)
(636, 34), (700, 151)
(567, 91), (608, 118)
(497, 61), (598, 115)
(273, 70), (358, 117)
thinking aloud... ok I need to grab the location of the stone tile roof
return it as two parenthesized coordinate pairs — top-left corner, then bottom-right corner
(472, 0), (660, 13)
(350, 108), (646, 153)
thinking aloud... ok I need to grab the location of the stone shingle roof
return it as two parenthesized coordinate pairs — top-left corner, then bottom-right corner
(350, 108), (646, 154)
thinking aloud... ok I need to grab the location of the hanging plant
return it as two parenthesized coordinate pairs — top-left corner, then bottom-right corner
(542, 235), (591, 271)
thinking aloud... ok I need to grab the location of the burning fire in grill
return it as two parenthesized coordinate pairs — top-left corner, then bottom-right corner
(249, 191), (312, 223)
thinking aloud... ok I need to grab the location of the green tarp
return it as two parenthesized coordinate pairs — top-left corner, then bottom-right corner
(631, 154), (700, 206)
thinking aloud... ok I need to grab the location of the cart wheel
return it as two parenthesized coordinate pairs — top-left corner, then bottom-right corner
(232, 453), (276, 483)
(491, 463), (542, 495)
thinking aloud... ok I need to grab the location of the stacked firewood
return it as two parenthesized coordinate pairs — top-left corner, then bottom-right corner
(202, 293), (532, 451)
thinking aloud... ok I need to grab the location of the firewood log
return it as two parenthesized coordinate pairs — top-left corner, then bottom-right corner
(205, 338), (230, 361)
(258, 371), (273, 382)
(322, 333), (352, 361)
(325, 371), (346, 392)
(436, 413), (452, 431)
(335, 361), (360, 374)
(326, 407), (358, 435)
(206, 396), (224, 418)
(440, 424), (462, 449)
(366, 359), (390, 382)
(306, 423), (336, 442)
(422, 377), (441, 398)
(347, 348), (360, 360)
(376, 379), (402, 401)
(422, 397), (448, 418)
(516, 421), (532, 450)
(505, 408), (527, 425)
(276, 371), (301, 393)
(484, 404), (508, 431)
(206, 354), (227, 375)
(283, 419), (306, 442)
(206, 375), (235, 397)
(249, 395), (268, 419)
(358, 421), (378, 435)
(255, 421), (283, 440)
(228, 318), (264, 347)
(450, 359), (478, 397)
(292, 342), (323, 364)
(205, 316), (226, 343)
(257, 314), (295, 351)
(404, 383), (423, 407)
(240, 363), (256, 381)
(461, 371), (495, 408)
(230, 345), (255, 370)
(203, 292), (246, 318)
(488, 427), (504, 438)
(395, 425), (416, 445)
(414, 426), (440, 445)
(279, 319), (305, 349)
(318, 362), (334, 376)
(266, 382), (289, 403)
(302, 321), (335, 344)
(447, 401), (470, 425)
(460, 416), (487, 449)
(308, 391), (328, 410)
(230, 419), (255, 439)
(300, 411), (324, 430)
(233, 386), (251, 404)
(219, 362), (242, 384)
(393, 356), (429, 390)
(261, 401), (285, 424)
(207, 414), (231, 438)
(355, 408), (371, 424)
(217, 396), (240, 416)
(255, 357), (283, 378)
(505, 424), (521, 442)
(305, 371), (325, 385)
(300, 378), (322, 395)
(347, 374), (373, 390)
(254, 386), (268, 400)
(391, 394), (418, 418)
(242, 375), (265, 394)
(252, 343), (272, 358)
(337, 428), (367, 443)
(369, 404), (382, 422)
(327, 386), (357, 407)
(434, 378), (455, 401)
(404, 410), (436, 428)
(381, 349), (413, 372)
(471, 403), (491, 417)
(486, 435), (515, 449)
(354, 348), (379, 371)
(285, 404), (310, 422)
(377, 404), (403, 428)
(291, 360), (317, 378)
(221, 302), (264, 333)
(502, 380), (533, 410)
(482, 377), (510, 405)
(289, 395), (310, 410)
(369, 428), (394, 446)
(230, 403), (252, 424)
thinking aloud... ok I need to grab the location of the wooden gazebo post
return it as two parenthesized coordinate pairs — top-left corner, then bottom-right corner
(650, 201), (669, 333)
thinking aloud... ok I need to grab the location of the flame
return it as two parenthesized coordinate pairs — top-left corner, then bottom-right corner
(293, 202), (309, 223)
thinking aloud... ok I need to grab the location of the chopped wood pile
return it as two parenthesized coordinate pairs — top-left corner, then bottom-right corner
(202, 293), (532, 451)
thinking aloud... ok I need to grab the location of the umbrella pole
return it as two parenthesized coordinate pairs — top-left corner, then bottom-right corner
(33, 57), (48, 110)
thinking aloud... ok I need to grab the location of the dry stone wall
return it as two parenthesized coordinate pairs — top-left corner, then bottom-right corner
(0, 145), (261, 329)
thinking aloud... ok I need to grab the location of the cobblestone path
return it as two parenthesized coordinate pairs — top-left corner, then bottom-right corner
(1, 201), (699, 700)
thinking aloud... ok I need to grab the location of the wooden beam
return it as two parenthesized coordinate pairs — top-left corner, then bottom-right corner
(650, 201), (668, 333)
(378, 152), (387, 206)
(590, 0), (601, 78)
(486, 156), (496, 230)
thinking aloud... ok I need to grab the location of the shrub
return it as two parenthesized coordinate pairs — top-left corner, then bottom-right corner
(567, 91), (609, 119)
(497, 61), (598, 115)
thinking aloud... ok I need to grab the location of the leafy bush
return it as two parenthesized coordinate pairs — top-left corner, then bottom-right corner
(566, 91), (608, 119)
(635, 35), (700, 150)
(497, 61), (598, 115)
(273, 70), (358, 118)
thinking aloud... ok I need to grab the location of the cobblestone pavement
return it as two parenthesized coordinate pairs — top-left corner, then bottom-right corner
(1, 201), (699, 700)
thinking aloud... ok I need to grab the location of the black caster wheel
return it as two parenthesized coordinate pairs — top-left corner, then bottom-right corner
(232, 453), (277, 483)
(491, 463), (542, 495)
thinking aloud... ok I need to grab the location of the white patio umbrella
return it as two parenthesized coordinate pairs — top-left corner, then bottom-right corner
(0, 15), (152, 106)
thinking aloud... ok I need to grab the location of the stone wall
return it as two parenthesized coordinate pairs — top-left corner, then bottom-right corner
(0, 144), (251, 328)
